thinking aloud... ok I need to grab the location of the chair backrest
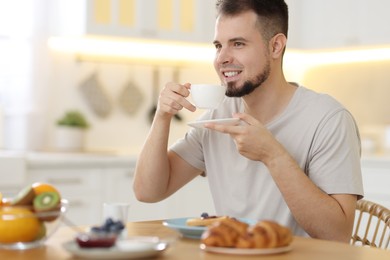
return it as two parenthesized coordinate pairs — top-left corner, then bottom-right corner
(351, 199), (390, 249)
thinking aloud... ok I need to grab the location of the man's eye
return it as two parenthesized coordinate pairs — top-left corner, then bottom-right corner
(214, 44), (222, 49)
(234, 42), (244, 47)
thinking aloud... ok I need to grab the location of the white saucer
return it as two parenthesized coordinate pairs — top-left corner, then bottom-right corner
(63, 236), (168, 259)
(187, 118), (240, 129)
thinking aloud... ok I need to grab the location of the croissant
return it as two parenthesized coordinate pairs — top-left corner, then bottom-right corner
(201, 217), (249, 247)
(236, 220), (293, 248)
(201, 219), (293, 249)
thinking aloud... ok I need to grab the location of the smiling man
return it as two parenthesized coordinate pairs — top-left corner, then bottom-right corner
(133, 0), (364, 243)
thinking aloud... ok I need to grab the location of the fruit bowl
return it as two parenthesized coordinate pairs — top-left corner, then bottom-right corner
(0, 199), (68, 250)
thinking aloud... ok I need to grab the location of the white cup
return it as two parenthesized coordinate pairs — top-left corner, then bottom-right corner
(103, 202), (130, 223)
(191, 84), (225, 109)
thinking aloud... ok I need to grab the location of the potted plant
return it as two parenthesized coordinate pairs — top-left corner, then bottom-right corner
(54, 110), (89, 152)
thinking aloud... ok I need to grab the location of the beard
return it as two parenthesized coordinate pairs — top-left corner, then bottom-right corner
(225, 61), (271, 98)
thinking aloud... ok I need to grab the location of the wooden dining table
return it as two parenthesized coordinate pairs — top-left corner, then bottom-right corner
(1, 220), (390, 260)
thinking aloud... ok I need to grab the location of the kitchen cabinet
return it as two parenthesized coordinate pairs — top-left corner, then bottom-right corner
(141, 176), (215, 221)
(103, 165), (215, 222)
(285, 0), (390, 49)
(361, 157), (390, 209)
(85, 0), (215, 43)
(22, 152), (214, 225)
(0, 153), (26, 198)
(25, 153), (137, 225)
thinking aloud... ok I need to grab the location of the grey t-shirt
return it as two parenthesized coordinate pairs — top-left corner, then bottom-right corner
(170, 86), (364, 237)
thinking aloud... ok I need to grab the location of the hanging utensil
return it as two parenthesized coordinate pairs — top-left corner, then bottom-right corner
(172, 67), (183, 122)
(148, 67), (159, 124)
(148, 67), (183, 124)
(79, 72), (112, 118)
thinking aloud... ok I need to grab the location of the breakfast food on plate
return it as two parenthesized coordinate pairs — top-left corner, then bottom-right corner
(75, 218), (125, 248)
(76, 232), (117, 248)
(201, 217), (249, 247)
(201, 218), (293, 249)
(90, 217), (126, 235)
(236, 220), (293, 248)
(186, 212), (230, 226)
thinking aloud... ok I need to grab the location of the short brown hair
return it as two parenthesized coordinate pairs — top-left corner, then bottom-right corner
(216, 0), (288, 42)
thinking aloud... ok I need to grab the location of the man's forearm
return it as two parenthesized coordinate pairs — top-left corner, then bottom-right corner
(267, 152), (355, 242)
(133, 116), (172, 202)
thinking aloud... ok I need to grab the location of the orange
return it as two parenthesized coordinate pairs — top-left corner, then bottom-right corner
(0, 207), (41, 243)
(0, 192), (11, 206)
(1, 198), (11, 206)
(32, 182), (60, 198)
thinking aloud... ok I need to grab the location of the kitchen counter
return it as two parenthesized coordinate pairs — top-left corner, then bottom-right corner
(1, 150), (390, 169)
(0, 151), (138, 225)
(0, 150), (214, 225)
(25, 151), (136, 169)
(361, 155), (390, 167)
(360, 155), (390, 209)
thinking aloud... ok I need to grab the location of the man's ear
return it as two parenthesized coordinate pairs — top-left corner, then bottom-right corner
(269, 33), (287, 58)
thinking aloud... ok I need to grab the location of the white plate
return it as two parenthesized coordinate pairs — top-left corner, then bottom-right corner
(162, 217), (256, 239)
(200, 244), (293, 255)
(187, 118), (240, 128)
(62, 236), (168, 259)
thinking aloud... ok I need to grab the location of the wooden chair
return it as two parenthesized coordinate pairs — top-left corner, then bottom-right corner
(351, 199), (390, 249)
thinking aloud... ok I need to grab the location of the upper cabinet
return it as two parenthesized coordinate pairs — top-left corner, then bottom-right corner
(85, 0), (216, 43)
(52, 0), (390, 49)
(286, 0), (390, 49)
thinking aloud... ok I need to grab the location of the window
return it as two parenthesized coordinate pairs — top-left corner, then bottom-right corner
(0, 0), (34, 109)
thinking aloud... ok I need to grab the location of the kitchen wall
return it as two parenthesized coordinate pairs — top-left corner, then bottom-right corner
(303, 60), (390, 126)
(2, 0), (390, 156)
(302, 60), (390, 154)
(43, 51), (390, 155)
(43, 51), (219, 155)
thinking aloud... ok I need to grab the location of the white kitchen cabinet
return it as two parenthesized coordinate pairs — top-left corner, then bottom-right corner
(0, 153), (26, 198)
(25, 152), (137, 226)
(285, 0), (390, 49)
(85, 0), (215, 43)
(361, 157), (390, 209)
(131, 175), (215, 221)
(103, 167), (215, 222)
(23, 152), (215, 226)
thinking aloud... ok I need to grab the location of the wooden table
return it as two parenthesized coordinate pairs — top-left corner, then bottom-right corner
(1, 220), (390, 259)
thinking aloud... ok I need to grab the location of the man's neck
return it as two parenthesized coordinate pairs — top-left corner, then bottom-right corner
(242, 81), (297, 124)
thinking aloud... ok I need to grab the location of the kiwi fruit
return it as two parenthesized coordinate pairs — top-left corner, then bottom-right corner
(33, 192), (61, 221)
(11, 185), (35, 206)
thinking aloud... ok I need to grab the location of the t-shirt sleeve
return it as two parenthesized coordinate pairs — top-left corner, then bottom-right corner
(170, 127), (206, 171)
(308, 109), (364, 198)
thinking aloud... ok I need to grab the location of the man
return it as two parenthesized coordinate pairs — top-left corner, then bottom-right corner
(133, 0), (363, 243)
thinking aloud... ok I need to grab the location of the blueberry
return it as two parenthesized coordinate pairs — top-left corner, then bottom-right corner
(116, 222), (125, 231)
(104, 218), (114, 227)
(201, 212), (209, 218)
(90, 226), (104, 233)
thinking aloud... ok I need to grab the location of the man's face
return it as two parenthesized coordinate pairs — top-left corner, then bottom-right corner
(213, 11), (271, 97)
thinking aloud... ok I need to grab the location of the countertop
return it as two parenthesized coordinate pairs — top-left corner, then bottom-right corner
(0, 150), (137, 170)
(2, 150), (390, 170)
